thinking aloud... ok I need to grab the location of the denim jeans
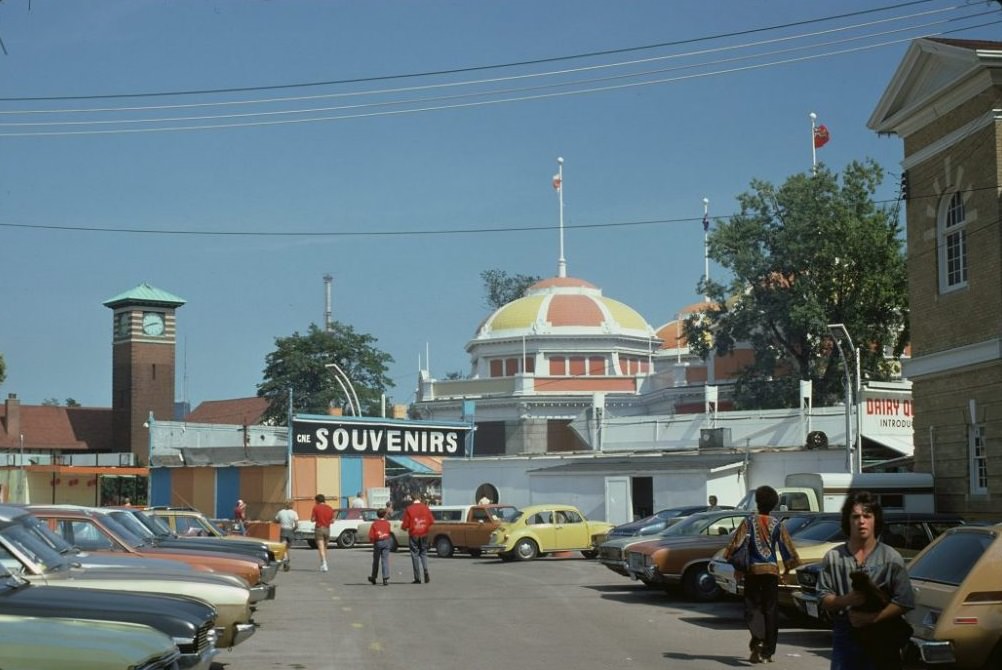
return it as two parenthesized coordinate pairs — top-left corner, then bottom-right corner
(371, 538), (391, 579)
(409, 535), (429, 579)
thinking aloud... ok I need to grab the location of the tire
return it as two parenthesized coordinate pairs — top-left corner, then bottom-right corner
(307, 539), (317, 549)
(513, 538), (539, 561)
(682, 564), (721, 602)
(337, 530), (356, 549)
(468, 548), (482, 558)
(435, 536), (454, 558)
(581, 550), (598, 559)
(498, 551), (515, 562)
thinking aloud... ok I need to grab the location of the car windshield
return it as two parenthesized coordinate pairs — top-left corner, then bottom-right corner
(107, 510), (157, 540)
(791, 520), (845, 542)
(22, 515), (76, 557)
(908, 531), (994, 586)
(123, 510), (172, 537)
(660, 513), (738, 537)
(97, 513), (147, 548)
(490, 506), (519, 522)
(0, 518), (66, 572)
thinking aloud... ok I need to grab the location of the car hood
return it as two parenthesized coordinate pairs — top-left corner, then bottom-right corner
(630, 535), (727, 555)
(70, 552), (200, 573)
(0, 616), (178, 670)
(0, 581), (212, 638)
(608, 520), (667, 536)
(25, 570), (250, 606)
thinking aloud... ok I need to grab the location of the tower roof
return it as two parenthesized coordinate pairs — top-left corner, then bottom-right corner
(103, 283), (186, 309)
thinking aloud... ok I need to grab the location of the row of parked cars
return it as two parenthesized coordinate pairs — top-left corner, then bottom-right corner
(0, 503), (287, 670)
(595, 504), (1001, 669)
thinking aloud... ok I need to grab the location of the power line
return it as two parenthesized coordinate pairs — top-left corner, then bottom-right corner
(0, 0), (947, 103)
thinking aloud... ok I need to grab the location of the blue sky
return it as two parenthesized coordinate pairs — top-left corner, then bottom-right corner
(0, 1), (997, 410)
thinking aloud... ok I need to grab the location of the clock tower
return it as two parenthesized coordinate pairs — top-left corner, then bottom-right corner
(103, 283), (186, 463)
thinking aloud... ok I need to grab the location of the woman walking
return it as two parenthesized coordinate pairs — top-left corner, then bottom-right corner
(723, 486), (801, 663)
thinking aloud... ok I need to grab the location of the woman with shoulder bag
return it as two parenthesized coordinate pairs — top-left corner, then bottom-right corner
(723, 486), (801, 664)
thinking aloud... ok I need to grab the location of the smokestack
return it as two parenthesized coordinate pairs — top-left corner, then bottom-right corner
(3, 393), (20, 437)
(323, 274), (333, 332)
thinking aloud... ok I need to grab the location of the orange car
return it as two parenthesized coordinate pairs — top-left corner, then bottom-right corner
(28, 505), (264, 589)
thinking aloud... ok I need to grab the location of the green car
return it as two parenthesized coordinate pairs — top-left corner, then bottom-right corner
(0, 614), (181, 670)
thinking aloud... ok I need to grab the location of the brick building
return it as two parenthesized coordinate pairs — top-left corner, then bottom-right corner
(869, 38), (1002, 517)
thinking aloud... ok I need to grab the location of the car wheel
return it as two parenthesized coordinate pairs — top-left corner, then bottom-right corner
(514, 538), (538, 561)
(307, 539), (317, 549)
(468, 548), (482, 558)
(682, 564), (721, 602)
(435, 536), (454, 558)
(337, 530), (356, 549)
(581, 550), (598, 559)
(498, 551), (515, 562)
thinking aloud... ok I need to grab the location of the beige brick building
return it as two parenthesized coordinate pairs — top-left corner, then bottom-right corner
(869, 38), (1001, 518)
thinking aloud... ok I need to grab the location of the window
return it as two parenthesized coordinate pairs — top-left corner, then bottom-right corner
(908, 531), (991, 585)
(489, 360), (503, 377)
(549, 356), (566, 375)
(969, 424), (988, 495)
(527, 511), (552, 525)
(938, 191), (968, 293)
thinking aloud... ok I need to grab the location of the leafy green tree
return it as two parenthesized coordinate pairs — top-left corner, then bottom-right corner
(481, 269), (541, 310)
(42, 398), (60, 406)
(65, 398), (80, 407)
(683, 160), (908, 409)
(257, 323), (394, 424)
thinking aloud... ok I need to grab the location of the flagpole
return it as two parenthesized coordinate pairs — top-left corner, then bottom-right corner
(557, 156), (566, 278)
(810, 112), (817, 173)
(702, 197), (710, 303)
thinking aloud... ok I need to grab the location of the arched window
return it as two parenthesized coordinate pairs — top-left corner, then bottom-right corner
(938, 191), (968, 293)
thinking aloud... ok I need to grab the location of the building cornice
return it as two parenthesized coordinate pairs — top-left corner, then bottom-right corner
(903, 338), (1002, 378)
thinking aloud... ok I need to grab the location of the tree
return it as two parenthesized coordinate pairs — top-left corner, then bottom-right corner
(257, 323), (394, 425)
(481, 269), (541, 310)
(683, 160), (908, 409)
(41, 397), (80, 407)
(0, 354), (5, 387)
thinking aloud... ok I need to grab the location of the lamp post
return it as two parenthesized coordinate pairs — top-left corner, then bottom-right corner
(827, 323), (858, 473)
(325, 362), (361, 417)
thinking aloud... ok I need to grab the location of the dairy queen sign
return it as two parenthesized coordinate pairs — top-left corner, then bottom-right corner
(292, 416), (473, 456)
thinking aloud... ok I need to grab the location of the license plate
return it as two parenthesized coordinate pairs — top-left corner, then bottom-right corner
(806, 601), (819, 619)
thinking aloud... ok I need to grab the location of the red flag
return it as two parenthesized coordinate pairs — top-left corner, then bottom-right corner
(552, 173), (562, 191)
(813, 124), (830, 149)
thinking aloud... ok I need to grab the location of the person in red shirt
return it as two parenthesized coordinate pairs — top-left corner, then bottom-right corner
(233, 499), (248, 536)
(311, 494), (335, 572)
(367, 507), (393, 586)
(401, 496), (435, 584)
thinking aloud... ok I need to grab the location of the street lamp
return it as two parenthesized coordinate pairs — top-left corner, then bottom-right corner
(325, 362), (361, 417)
(827, 323), (858, 473)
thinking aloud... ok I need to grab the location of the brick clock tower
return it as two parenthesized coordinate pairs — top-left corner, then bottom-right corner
(103, 283), (186, 463)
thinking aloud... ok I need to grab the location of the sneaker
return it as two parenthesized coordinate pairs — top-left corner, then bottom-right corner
(320, 562), (328, 572)
(412, 578), (422, 584)
(749, 649), (762, 664)
(424, 571), (430, 584)
(382, 578), (389, 586)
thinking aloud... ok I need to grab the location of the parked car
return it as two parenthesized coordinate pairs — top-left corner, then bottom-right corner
(296, 507), (379, 548)
(606, 505), (733, 540)
(623, 508), (760, 601)
(29, 504), (266, 588)
(108, 507), (280, 581)
(903, 524), (1002, 668)
(428, 504), (519, 557)
(0, 565), (217, 669)
(146, 506), (289, 568)
(0, 505), (257, 649)
(791, 513), (967, 625)
(0, 614), (183, 670)
(481, 504), (614, 561)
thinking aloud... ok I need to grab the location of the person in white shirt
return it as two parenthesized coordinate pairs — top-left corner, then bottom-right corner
(274, 500), (299, 570)
(350, 491), (367, 508)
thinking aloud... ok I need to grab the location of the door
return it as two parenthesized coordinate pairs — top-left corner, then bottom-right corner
(605, 476), (631, 527)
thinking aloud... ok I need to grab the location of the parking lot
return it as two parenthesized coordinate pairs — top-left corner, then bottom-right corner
(215, 543), (835, 670)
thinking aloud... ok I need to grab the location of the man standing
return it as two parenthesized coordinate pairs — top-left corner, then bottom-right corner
(707, 495), (720, 510)
(274, 500), (299, 572)
(233, 499), (248, 535)
(817, 491), (913, 670)
(350, 491), (366, 508)
(401, 495), (434, 584)
(311, 494), (335, 572)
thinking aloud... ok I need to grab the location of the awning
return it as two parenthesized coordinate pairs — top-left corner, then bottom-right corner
(864, 434), (914, 457)
(385, 455), (439, 476)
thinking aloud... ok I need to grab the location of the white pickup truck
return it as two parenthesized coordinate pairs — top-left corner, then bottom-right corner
(294, 507), (379, 549)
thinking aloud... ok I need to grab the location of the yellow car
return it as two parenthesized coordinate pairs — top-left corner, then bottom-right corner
(905, 524), (1002, 668)
(481, 504), (614, 561)
(147, 506), (289, 569)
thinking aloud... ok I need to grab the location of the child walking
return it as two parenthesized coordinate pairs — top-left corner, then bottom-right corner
(367, 508), (393, 586)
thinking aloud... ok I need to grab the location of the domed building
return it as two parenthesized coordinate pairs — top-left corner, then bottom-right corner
(415, 275), (663, 455)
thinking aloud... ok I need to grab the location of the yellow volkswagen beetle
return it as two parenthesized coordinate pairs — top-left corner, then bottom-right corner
(481, 504), (613, 561)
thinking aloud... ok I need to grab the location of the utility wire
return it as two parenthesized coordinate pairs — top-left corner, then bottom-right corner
(0, 3), (971, 117)
(1, 16), (997, 138)
(0, 0), (946, 103)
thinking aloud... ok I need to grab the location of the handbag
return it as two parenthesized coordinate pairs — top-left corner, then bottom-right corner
(727, 518), (752, 572)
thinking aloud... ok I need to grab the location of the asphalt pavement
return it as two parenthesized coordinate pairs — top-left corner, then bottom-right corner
(213, 543), (835, 670)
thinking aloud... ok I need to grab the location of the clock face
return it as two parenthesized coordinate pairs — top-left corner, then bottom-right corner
(142, 311), (165, 336)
